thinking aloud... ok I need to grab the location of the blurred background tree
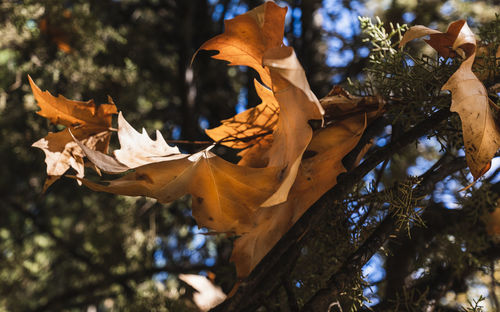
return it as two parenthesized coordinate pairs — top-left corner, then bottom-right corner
(0, 0), (499, 311)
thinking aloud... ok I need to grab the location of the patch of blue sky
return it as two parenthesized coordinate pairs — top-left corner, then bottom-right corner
(465, 283), (490, 308)
(189, 250), (203, 263)
(404, 56), (415, 67)
(363, 171), (376, 185)
(223, 0), (248, 20)
(205, 257), (215, 266)
(154, 249), (167, 267)
(212, 1), (248, 21)
(362, 253), (384, 306)
(167, 235), (178, 249)
(276, 0), (292, 27)
(198, 116), (209, 130)
(407, 156), (436, 176)
(363, 253), (385, 283)
(292, 7), (303, 37)
(364, 285), (380, 306)
(402, 12), (416, 23)
(183, 204), (194, 217)
(327, 49), (354, 67)
(435, 190), (459, 209)
(331, 74), (343, 84)
(466, 16), (476, 27)
(376, 137), (387, 147)
(349, 203), (367, 226)
(153, 271), (168, 282)
(189, 227), (207, 250)
(293, 21), (302, 37)
(358, 46), (370, 57)
(411, 267), (426, 280)
(26, 19), (36, 29)
(321, 7), (360, 38)
(440, 1), (455, 16)
(349, 0), (365, 12)
(293, 6), (302, 19)
(376, 160), (390, 171)
(212, 3), (225, 21)
(329, 37), (344, 51)
(236, 87), (248, 114)
(234, 2), (248, 16)
(428, 21), (439, 30)
(172, 125), (181, 140)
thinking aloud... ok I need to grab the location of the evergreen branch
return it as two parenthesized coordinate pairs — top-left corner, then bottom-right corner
(300, 157), (466, 311)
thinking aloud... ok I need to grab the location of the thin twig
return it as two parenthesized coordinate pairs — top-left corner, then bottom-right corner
(355, 157), (389, 229)
(165, 139), (212, 145)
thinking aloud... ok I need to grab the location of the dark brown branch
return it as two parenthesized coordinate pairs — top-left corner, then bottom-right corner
(282, 275), (300, 312)
(165, 139), (212, 145)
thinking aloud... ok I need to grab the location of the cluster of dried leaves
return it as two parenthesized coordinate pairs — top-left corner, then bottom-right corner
(32, 2), (499, 286)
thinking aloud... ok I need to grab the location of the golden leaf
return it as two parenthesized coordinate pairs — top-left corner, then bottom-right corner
(30, 76), (117, 188)
(197, 1), (286, 87)
(29, 76), (116, 131)
(73, 114), (281, 234)
(231, 110), (369, 277)
(400, 20), (500, 179)
(260, 46), (325, 207)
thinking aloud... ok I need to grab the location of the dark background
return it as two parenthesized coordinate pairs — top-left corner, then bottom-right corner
(1, 0), (499, 311)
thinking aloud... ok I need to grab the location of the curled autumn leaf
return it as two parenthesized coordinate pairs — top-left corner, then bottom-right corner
(30, 76), (117, 190)
(201, 3), (324, 206)
(259, 46), (324, 206)
(231, 88), (381, 277)
(73, 113), (281, 234)
(196, 1), (286, 88)
(400, 20), (500, 180)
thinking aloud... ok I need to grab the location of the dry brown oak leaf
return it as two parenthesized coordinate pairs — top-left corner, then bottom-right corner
(196, 1), (285, 88)
(201, 2), (324, 206)
(259, 46), (324, 206)
(400, 20), (500, 180)
(30, 76), (117, 190)
(230, 90), (382, 277)
(73, 113), (281, 234)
